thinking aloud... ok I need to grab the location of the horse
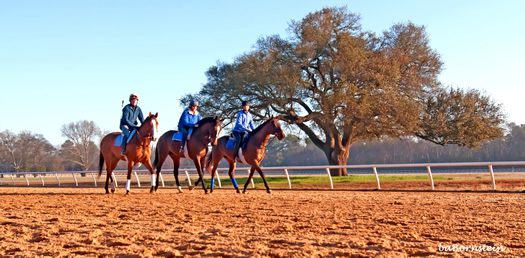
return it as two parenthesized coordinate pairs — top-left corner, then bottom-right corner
(153, 116), (222, 193)
(205, 116), (285, 194)
(98, 112), (159, 194)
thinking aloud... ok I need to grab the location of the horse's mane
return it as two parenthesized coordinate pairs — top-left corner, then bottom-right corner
(249, 117), (275, 136)
(140, 114), (154, 127)
(197, 116), (217, 126)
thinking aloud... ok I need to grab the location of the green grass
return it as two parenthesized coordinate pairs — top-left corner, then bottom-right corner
(205, 174), (451, 188)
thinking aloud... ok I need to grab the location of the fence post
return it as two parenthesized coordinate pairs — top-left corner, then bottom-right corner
(91, 173), (97, 187)
(248, 169), (255, 189)
(39, 174), (45, 186)
(11, 174), (15, 184)
(215, 170), (222, 188)
(488, 165), (496, 190)
(325, 168), (334, 190)
(55, 173), (60, 186)
(284, 169), (292, 189)
(23, 174), (29, 186)
(426, 165), (435, 190)
(185, 170), (192, 186)
(112, 173), (118, 187)
(372, 167), (381, 190)
(72, 173), (79, 187)
(159, 172), (165, 187)
(133, 171), (141, 188)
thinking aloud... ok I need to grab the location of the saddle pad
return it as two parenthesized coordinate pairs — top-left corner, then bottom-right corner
(114, 130), (136, 147)
(225, 138), (236, 149)
(172, 132), (183, 141)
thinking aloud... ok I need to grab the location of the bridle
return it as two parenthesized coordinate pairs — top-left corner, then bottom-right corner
(134, 118), (158, 146)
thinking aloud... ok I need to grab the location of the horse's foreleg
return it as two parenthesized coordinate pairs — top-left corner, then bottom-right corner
(254, 164), (271, 194)
(125, 161), (133, 195)
(227, 159), (240, 193)
(142, 161), (156, 193)
(194, 159), (208, 194)
(242, 167), (256, 194)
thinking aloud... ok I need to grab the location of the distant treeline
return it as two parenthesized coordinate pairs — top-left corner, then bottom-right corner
(1, 123), (525, 172)
(262, 123), (525, 166)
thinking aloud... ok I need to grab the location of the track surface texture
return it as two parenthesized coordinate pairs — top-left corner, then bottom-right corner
(0, 187), (523, 257)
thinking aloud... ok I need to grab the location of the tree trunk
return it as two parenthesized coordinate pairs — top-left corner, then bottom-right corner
(325, 148), (350, 176)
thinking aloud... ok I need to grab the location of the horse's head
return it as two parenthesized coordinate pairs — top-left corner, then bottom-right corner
(138, 112), (159, 142)
(196, 116), (222, 146)
(271, 115), (285, 140)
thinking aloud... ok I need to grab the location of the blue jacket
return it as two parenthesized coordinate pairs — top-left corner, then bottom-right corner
(233, 110), (255, 133)
(178, 108), (202, 129)
(120, 104), (144, 129)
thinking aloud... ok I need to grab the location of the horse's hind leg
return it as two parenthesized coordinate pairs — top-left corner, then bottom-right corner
(226, 159), (240, 193)
(172, 156), (183, 193)
(154, 150), (169, 192)
(242, 167), (256, 194)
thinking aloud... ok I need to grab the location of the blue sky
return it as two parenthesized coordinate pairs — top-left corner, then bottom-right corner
(1, 1), (524, 146)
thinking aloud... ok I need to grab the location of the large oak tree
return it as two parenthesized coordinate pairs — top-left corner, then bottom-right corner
(185, 7), (505, 175)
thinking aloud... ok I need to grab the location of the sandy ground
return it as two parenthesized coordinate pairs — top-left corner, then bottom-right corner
(0, 187), (524, 257)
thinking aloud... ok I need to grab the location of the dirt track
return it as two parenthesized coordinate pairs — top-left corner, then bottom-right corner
(0, 187), (524, 257)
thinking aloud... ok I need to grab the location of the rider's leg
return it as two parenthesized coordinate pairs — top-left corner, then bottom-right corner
(120, 126), (130, 155)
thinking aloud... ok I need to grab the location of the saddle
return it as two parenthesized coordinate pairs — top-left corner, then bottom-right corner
(225, 133), (250, 150)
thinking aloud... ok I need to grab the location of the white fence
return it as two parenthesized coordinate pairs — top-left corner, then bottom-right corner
(1, 161), (525, 191)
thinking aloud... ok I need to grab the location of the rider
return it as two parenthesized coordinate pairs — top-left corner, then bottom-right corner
(232, 100), (255, 158)
(120, 93), (144, 155)
(177, 99), (202, 151)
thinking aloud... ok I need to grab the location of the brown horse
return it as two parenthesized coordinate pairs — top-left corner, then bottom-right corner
(98, 112), (159, 194)
(153, 116), (222, 193)
(205, 116), (285, 194)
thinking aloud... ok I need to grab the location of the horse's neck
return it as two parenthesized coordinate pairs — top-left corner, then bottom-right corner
(189, 123), (209, 147)
(130, 128), (151, 147)
(250, 126), (272, 148)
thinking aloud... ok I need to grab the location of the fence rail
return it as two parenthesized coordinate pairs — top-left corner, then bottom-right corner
(1, 161), (525, 191)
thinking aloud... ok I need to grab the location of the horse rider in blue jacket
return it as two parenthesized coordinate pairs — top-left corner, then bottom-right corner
(120, 93), (144, 155)
(232, 101), (255, 157)
(177, 100), (202, 151)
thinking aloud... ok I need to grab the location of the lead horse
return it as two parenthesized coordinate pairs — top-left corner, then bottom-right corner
(98, 112), (159, 194)
(153, 116), (221, 193)
(205, 116), (285, 194)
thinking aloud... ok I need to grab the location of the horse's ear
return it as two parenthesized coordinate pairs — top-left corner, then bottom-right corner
(154, 112), (158, 118)
(149, 112), (152, 117)
(214, 116), (218, 120)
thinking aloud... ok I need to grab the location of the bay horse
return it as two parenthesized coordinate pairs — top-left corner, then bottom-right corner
(205, 116), (285, 194)
(153, 116), (222, 193)
(98, 112), (159, 194)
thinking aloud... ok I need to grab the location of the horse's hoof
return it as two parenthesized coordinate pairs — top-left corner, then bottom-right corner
(125, 191), (130, 195)
(188, 186), (195, 191)
(111, 189), (115, 194)
(236, 190), (241, 194)
(266, 189), (272, 194)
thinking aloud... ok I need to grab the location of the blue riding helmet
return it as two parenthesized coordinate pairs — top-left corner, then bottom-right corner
(189, 100), (199, 107)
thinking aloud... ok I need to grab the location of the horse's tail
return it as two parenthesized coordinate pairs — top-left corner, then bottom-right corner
(98, 151), (104, 178)
(204, 148), (214, 175)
